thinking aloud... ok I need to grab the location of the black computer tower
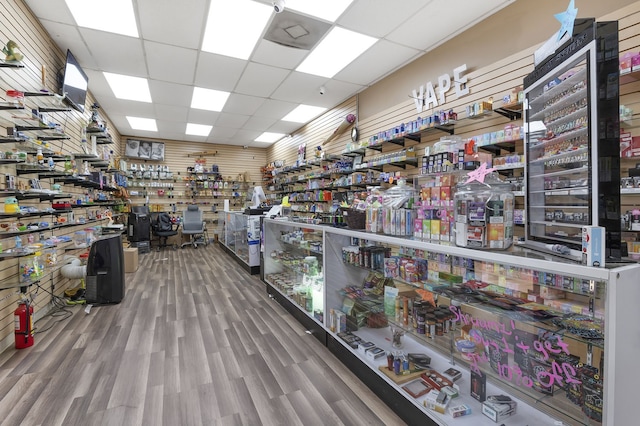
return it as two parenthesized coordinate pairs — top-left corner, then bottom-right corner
(85, 233), (125, 304)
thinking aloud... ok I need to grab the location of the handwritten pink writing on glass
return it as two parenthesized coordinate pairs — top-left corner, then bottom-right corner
(450, 306), (581, 388)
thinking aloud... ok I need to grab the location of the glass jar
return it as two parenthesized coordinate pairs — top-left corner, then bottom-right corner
(454, 172), (514, 250)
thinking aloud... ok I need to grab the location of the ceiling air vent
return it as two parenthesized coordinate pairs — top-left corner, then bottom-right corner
(263, 10), (331, 49)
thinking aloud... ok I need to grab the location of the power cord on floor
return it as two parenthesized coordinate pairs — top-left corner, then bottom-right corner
(32, 283), (74, 334)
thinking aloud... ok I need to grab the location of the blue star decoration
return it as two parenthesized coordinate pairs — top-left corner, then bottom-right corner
(464, 162), (497, 184)
(555, 0), (578, 41)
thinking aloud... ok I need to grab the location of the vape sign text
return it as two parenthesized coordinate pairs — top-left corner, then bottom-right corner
(411, 64), (469, 113)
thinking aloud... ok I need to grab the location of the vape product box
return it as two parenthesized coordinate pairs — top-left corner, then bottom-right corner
(423, 389), (449, 414)
(582, 226), (605, 267)
(466, 225), (485, 248)
(441, 385), (459, 399)
(334, 310), (347, 333)
(470, 369), (486, 402)
(365, 347), (386, 360)
(442, 367), (462, 382)
(482, 396), (517, 422)
(449, 404), (472, 418)
(358, 341), (375, 354)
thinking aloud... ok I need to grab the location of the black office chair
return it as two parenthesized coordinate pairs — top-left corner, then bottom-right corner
(152, 212), (179, 250)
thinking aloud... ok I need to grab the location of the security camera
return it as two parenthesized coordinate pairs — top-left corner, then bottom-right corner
(272, 0), (285, 13)
(319, 86), (326, 95)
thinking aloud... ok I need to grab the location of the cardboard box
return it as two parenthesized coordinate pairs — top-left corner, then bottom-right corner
(124, 247), (139, 273)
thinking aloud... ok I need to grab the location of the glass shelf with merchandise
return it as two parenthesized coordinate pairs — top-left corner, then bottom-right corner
(259, 220), (639, 426)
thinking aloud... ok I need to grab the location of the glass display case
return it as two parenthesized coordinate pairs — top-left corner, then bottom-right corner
(220, 211), (260, 274)
(523, 19), (621, 259)
(262, 220), (325, 341)
(262, 218), (640, 425)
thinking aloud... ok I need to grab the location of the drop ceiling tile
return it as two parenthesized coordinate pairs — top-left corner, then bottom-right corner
(79, 28), (147, 76)
(144, 41), (197, 85)
(230, 129), (263, 144)
(34, 20), (100, 69)
(24, 0), (75, 24)
(270, 71), (327, 103)
(215, 112), (250, 129)
(267, 121), (304, 134)
(148, 80), (193, 108)
(157, 120), (187, 135)
(223, 94), (266, 116)
(386, 0), (510, 50)
(83, 69), (115, 101)
(234, 62), (291, 98)
(154, 104), (189, 121)
(253, 99), (298, 119)
(188, 109), (219, 125)
(251, 39), (309, 69)
(335, 39), (420, 86)
(303, 79), (364, 107)
(211, 127), (239, 139)
(137, 0), (208, 49)
(113, 99), (156, 117)
(164, 131), (191, 141)
(243, 116), (278, 132)
(337, 0), (430, 38)
(194, 52), (247, 91)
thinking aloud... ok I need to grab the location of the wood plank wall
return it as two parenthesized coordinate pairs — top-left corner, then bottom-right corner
(0, 0), (122, 351)
(121, 136), (266, 218)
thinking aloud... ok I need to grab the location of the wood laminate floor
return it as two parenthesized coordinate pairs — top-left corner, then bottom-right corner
(0, 244), (405, 426)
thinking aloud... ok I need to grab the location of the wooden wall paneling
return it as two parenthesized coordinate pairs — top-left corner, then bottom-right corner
(122, 137), (266, 226)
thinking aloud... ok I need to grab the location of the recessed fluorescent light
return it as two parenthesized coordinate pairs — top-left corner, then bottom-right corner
(202, 0), (272, 60)
(297, 27), (377, 78)
(286, 0), (353, 22)
(103, 72), (152, 102)
(282, 105), (327, 123)
(255, 132), (285, 143)
(191, 87), (230, 111)
(186, 123), (213, 136)
(127, 116), (157, 131)
(65, 0), (138, 37)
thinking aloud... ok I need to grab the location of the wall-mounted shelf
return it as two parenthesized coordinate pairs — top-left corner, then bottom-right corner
(493, 101), (523, 120)
(0, 61), (24, 68)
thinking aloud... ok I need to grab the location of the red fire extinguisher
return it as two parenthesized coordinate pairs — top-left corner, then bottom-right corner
(14, 299), (34, 349)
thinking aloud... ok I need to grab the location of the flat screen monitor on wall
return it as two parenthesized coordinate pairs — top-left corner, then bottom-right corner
(59, 49), (89, 113)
